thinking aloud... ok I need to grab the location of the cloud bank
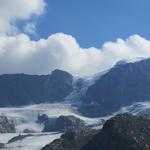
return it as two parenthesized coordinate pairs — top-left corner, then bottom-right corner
(0, 0), (150, 76)
(0, 33), (150, 76)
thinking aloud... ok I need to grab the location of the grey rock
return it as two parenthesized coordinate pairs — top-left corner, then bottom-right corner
(0, 143), (5, 149)
(43, 115), (85, 132)
(37, 113), (49, 124)
(82, 113), (150, 150)
(0, 116), (15, 133)
(41, 128), (98, 150)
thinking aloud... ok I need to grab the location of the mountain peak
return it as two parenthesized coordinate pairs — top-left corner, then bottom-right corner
(51, 69), (73, 78)
(115, 57), (146, 67)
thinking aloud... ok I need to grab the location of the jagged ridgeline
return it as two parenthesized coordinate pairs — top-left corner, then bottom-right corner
(0, 69), (73, 106)
(1, 58), (150, 117)
(79, 58), (150, 117)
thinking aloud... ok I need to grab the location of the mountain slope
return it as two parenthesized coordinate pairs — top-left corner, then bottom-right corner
(2, 58), (150, 118)
(0, 69), (73, 106)
(79, 58), (150, 117)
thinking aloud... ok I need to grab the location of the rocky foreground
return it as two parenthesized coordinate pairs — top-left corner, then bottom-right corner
(41, 128), (98, 150)
(42, 113), (150, 150)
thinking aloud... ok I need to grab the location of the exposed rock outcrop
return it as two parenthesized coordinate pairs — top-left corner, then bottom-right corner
(37, 113), (49, 124)
(0, 116), (15, 133)
(43, 115), (85, 132)
(0, 143), (5, 149)
(82, 113), (150, 150)
(23, 128), (36, 133)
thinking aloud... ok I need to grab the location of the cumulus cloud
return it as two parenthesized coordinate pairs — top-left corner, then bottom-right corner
(0, 0), (150, 76)
(0, 33), (150, 76)
(0, 0), (45, 34)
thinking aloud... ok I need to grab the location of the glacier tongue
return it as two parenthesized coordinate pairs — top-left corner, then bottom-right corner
(65, 69), (109, 104)
(0, 103), (101, 150)
(0, 103), (101, 133)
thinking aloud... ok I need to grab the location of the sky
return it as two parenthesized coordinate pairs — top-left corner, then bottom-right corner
(0, 0), (150, 76)
(37, 0), (150, 48)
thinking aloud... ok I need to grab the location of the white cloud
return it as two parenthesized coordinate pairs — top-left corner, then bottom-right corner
(24, 22), (37, 35)
(0, 0), (45, 34)
(0, 0), (150, 76)
(0, 33), (150, 76)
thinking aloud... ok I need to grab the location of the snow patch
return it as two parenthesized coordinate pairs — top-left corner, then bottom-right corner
(1, 132), (61, 150)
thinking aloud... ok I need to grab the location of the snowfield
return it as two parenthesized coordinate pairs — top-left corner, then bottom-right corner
(0, 103), (101, 150)
(0, 103), (101, 133)
(1, 101), (150, 150)
(1, 132), (61, 150)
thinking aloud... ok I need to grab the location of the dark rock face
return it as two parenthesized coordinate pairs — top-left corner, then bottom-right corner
(37, 113), (49, 124)
(82, 113), (150, 150)
(0, 116), (15, 133)
(80, 58), (150, 117)
(23, 128), (36, 133)
(41, 128), (98, 150)
(0, 69), (73, 106)
(43, 115), (85, 132)
(0, 143), (5, 149)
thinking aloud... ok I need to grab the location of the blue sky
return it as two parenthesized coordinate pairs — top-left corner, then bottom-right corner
(35, 0), (150, 48)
